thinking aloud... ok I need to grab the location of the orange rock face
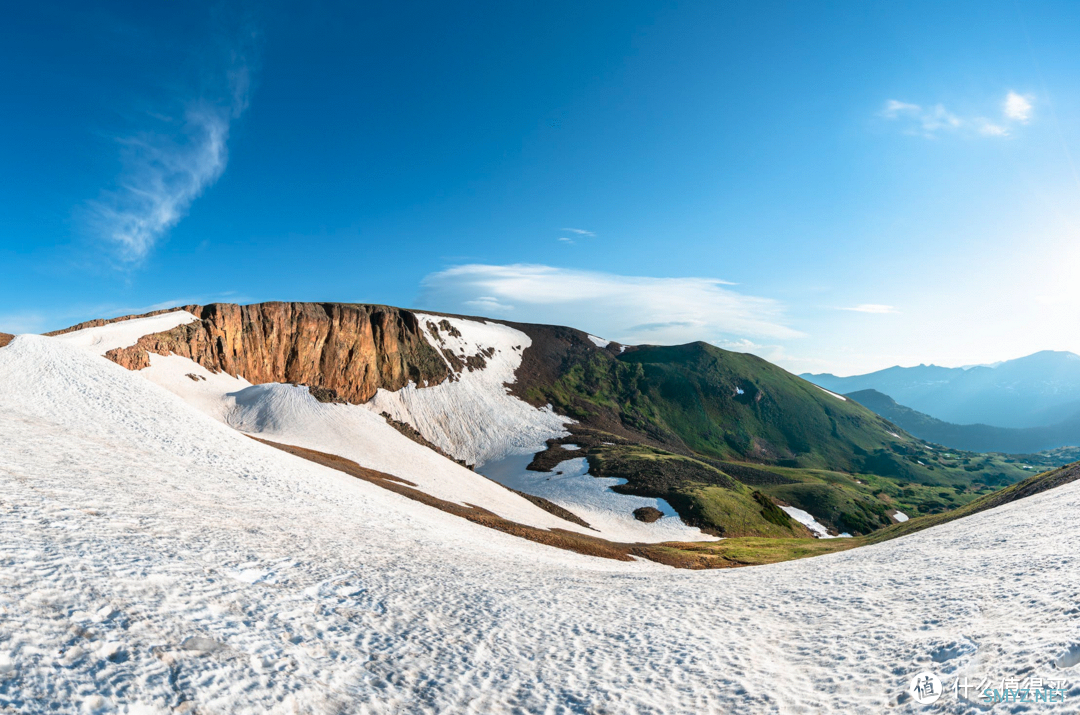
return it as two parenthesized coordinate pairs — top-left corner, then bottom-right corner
(0, 333), (13, 349)
(105, 302), (450, 404)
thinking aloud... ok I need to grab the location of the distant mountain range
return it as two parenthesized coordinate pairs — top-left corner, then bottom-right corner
(802, 350), (1080, 429)
(845, 389), (1080, 454)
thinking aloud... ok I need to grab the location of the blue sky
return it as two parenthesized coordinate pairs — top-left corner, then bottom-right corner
(3, 1), (1080, 375)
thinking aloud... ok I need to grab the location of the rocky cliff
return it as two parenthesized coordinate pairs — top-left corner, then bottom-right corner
(0, 333), (13, 349)
(105, 302), (450, 404)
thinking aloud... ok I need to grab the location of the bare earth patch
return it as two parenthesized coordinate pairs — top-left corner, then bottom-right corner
(0, 334), (13, 349)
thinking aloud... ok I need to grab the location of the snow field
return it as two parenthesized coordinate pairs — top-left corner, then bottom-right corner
(4, 337), (1080, 713)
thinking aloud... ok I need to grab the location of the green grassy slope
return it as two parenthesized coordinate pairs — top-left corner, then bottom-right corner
(511, 327), (1063, 538)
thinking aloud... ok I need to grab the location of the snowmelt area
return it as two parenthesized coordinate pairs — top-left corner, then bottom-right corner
(477, 453), (716, 543)
(4, 334), (1080, 712)
(781, 506), (851, 539)
(366, 313), (572, 467)
(52, 311), (198, 355)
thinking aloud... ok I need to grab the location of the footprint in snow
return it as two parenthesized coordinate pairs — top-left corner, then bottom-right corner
(181, 636), (225, 654)
(1056, 643), (1080, 669)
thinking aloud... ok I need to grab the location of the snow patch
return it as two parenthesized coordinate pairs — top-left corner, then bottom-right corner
(781, 506), (851, 539)
(476, 452), (718, 543)
(892, 511), (909, 523)
(814, 385), (847, 401)
(587, 335), (610, 349)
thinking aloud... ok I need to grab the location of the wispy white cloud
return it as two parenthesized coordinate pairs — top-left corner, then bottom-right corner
(880, 100), (961, 135)
(976, 120), (1009, 137)
(463, 296), (514, 313)
(561, 228), (595, 236)
(418, 264), (802, 345)
(880, 91), (1033, 139)
(1004, 91), (1033, 122)
(557, 237), (574, 244)
(839, 304), (899, 314)
(87, 31), (257, 263)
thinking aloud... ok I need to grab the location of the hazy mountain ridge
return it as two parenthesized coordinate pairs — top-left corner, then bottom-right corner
(803, 350), (1080, 428)
(846, 388), (1080, 455)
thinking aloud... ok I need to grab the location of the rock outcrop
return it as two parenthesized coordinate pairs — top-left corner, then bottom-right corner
(0, 333), (14, 349)
(105, 303), (450, 404)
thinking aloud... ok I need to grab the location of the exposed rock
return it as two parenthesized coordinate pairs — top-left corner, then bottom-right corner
(0, 333), (13, 349)
(104, 303), (451, 405)
(436, 319), (461, 338)
(308, 385), (345, 404)
(633, 507), (664, 523)
(508, 489), (593, 529)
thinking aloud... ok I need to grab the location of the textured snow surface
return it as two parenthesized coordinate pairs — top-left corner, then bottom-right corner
(365, 314), (572, 466)
(51, 311), (198, 355)
(5, 337), (1080, 713)
(476, 454), (717, 543)
(137, 354), (589, 534)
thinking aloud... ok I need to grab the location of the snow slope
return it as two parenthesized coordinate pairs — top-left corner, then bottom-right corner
(139, 354), (601, 535)
(3, 335), (1080, 713)
(365, 313), (572, 467)
(52, 311), (199, 355)
(52, 312), (717, 542)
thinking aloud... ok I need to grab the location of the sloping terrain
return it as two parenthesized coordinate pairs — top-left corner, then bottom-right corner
(3, 334), (1080, 713)
(46, 302), (1052, 543)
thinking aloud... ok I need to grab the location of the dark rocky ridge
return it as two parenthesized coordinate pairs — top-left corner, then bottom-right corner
(104, 303), (450, 404)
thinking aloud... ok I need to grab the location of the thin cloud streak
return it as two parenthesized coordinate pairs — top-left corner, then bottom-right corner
(418, 263), (801, 346)
(839, 304), (899, 314)
(87, 33), (257, 263)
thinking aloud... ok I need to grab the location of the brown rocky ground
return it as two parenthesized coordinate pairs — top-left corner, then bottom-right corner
(0, 333), (13, 349)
